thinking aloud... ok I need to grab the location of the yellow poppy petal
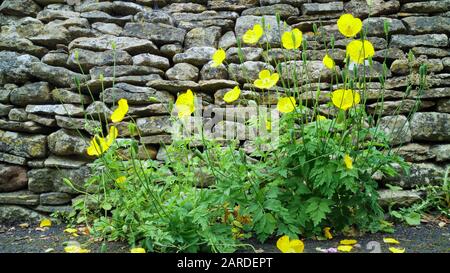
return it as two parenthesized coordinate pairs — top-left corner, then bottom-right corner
(111, 98), (129, 123)
(340, 239), (357, 245)
(331, 89), (360, 110)
(106, 126), (118, 147)
(389, 247), (406, 253)
(383, 238), (400, 244)
(323, 227), (333, 240)
(289, 239), (305, 253)
(346, 40), (375, 64)
(323, 54), (335, 70)
(282, 29), (303, 50)
(130, 247), (146, 253)
(337, 245), (353, 252)
(254, 69), (279, 89)
(64, 228), (78, 234)
(276, 235), (291, 253)
(223, 86), (241, 103)
(212, 48), (226, 68)
(266, 120), (272, 131)
(316, 115), (328, 121)
(116, 176), (126, 184)
(39, 218), (52, 228)
(243, 24), (264, 45)
(337, 14), (362, 37)
(277, 97), (296, 113)
(344, 154), (353, 169)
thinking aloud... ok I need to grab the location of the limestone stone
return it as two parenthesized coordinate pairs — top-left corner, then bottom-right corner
(90, 65), (164, 79)
(40, 192), (72, 205)
(69, 36), (158, 55)
(363, 17), (406, 37)
(431, 144), (450, 162)
(52, 88), (92, 104)
(403, 16), (450, 35)
(81, 11), (132, 26)
(29, 62), (89, 88)
(8, 108), (28, 121)
(378, 115), (412, 146)
(0, 205), (45, 224)
(437, 99), (450, 113)
(401, 1), (450, 14)
(27, 114), (57, 127)
(0, 130), (47, 158)
(122, 22), (186, 45)
(134, 10), (175, 25)
(302, 2), (343, 15)
(228, 61), (274, 83)
(10, 82), (53, 106)
(47, 129), (90, 157)
(278, 61), (335, 83)
(0, 52), (39, 85)
(85, 101), (112, 120)
(393, 143), (434, 162)
(173, 46), (216, 67)
(378, 190), (422, 208)
(391, 34), (448, 49)
(0, 104), (13, 117)
(410, 112), (450, 142)
(242, 4), (299, 19)
(386, 163), (446, 189)
(67, 49), (132, 71)
(101, 83), (174, 105)
(0, 191), (39, 206)
(0, 0), (41, 17)
(0, 120), (50, 134)
(226, 47), (263, 63)
(160, 44), (184, 58)
(28, 167), (91, 194)
(92, 22), (123, 36)
(184, 27), (222, 49)
(0, 164), (28, 192)
(55, 115), (101, 135)
(218, 31), (237, 50)
(0, 152), (27, 166)
(25, 104), (84, 117)
(136, 116), (172, 136)
(132, 53), (170, 70)
(200, 61), (229, 80)
(42, 51), (69, 68)
(166, 63), (199, 81)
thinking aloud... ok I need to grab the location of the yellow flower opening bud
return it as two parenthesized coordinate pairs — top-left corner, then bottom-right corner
(323, 54), (335, 70)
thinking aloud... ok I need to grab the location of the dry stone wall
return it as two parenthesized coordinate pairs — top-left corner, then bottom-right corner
(0, 0), (449, 222)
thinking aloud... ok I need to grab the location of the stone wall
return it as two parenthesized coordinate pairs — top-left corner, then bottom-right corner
(0, 0), (449, 222)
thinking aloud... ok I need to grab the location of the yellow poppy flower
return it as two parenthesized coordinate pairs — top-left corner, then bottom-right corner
(64, 246), (90, 253)
(106, 126), (118, 146)
(344, 154), (353, 169)
(39, 218), (52, 228)
(337, 14), (362, 37)
(130, 247), (146, 253)
(116, 176), (126, 184)
(64, 228), (78, 234)
(383, 238), (400, 244)
(277, 97), (296, 113)
(254, 69), (279, 89)
(86, 126), (118, 157)
(346, 40), (375, 64)
(212, 48), (226, 68)
(223, 86), (241, 103)
(323, 54), (335, 70)
(316, 115), (327, 121)
(175, 89), (195, 118)
(266, 120), (272, 131)
(323, 227), (333, 240)
(389, 247), (406, 253)
(276, 235), (304, 253)
(242, 24), (263, 45)
(340, 239), (357, 245)
(111, 98), (129, 123)
(337, 245), (353, 252)
(281, 28), (303, 50)
(331, 89), (361, 110)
